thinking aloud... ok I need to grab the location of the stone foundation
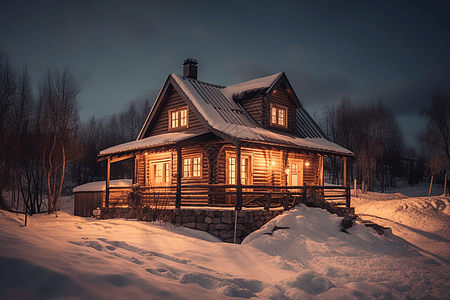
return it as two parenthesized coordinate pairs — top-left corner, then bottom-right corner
(101, 207), (284, 243)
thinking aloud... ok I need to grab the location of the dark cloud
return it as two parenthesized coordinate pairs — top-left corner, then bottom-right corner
(287, 69), (353, 99)
(226, 61), (270, 82)
(368, 62), (450, 117)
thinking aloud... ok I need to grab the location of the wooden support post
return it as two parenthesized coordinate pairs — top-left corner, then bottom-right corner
(234, 210), (238, 244)
(235, 143), (242, 211)
(343, 157), (347, 188)
(266, 193), (271, 210)
(319, 156), (324, 186)
(176, 146), (182, 208)
(106, 157), (111, 208)
(354, 179), (357, 198)
(346, 186), (351, 207)
(303, 183), (307, 205)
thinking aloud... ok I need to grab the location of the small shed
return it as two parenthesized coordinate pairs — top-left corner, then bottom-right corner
(73, 179), (132, 217)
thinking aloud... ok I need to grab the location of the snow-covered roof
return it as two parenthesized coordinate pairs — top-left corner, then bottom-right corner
(100, 131), (207, 156)
(171, 73), (353, 156)
(73, 179), (132, 193)
(101, 71), (353, 157)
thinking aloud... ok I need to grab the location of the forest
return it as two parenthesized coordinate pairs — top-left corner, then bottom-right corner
(1, 50), (449, 214)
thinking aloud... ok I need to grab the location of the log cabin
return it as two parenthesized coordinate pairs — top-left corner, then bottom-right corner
(97, 59), (353, 211)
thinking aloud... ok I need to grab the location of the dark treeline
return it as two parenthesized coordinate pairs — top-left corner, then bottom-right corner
(321, 96), (449, 192)
(2, 48), (448, 213)
(70, 100), (151, 186)
(0, 50), (150, 214)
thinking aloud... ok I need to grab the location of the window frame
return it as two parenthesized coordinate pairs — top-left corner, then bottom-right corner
(182, 155), (202, 178)
(169, 107), (189, 130)
(145, 157), (172, 187)
(270, 104), (288, 128)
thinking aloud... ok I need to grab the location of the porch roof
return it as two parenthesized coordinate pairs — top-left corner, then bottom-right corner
(99, 131), (208, 156)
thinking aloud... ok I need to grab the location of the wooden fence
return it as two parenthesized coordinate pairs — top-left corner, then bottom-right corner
(106, 184), (350, 211)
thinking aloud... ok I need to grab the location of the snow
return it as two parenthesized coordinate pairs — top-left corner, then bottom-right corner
(1, 185), (450, 299)
(73, 179), (133, 193)
(220, 72), (283, 100)
(99, 131), (207, 156)
(172, 73), (353, 156)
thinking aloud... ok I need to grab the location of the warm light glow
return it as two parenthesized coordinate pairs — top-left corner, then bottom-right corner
(305, 162), (310, 166)
(271, 161), (275, 166)
(284, 167), (290, 175)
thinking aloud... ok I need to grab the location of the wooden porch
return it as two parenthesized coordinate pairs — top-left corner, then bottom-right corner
(104, 184), (351, 211)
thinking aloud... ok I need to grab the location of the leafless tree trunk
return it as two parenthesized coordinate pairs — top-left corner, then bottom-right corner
(38, 67), (82, 215)
(419, 91), (450, 179)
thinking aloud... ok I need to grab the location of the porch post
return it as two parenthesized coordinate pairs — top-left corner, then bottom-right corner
(106, 157), (111, 208)
(343, 157), (347, 188)
(319, 156), (324, 186)
(176, 146), (182, 208)
(235, 143), (242, 210)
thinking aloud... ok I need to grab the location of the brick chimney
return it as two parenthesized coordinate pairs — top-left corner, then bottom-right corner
(183, 58), (198, 79)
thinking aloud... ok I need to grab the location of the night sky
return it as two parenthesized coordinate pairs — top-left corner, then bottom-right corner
(1, 0), (449, 149)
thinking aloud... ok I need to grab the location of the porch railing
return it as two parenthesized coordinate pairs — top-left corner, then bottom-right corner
(105, 184), (350, 211)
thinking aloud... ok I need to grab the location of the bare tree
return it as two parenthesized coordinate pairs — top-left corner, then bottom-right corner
(0, 51), (18, 210)
(419, 91), (450, 174)
(38, 67), (82, 215)
(325, 98), (405, 191)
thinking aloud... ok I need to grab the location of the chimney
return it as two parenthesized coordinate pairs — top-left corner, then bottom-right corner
(183, 58), (198, 79)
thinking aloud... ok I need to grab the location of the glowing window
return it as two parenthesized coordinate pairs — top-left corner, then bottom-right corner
(183, 158), (191, 178)
(170, 108), (188, 129)
(183, 156), (201, 178)
(193, 157), (201, 177)
(271, 106), (287, 127)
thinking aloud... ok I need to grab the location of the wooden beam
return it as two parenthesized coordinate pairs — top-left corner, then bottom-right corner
(106, 157), (111, 208)
(343, 157), (347, 188)
(176, 146), (182, 208)
(319, 156), (324, 186)
(235, 143), (242, 210)
(110, 153), (134, 163)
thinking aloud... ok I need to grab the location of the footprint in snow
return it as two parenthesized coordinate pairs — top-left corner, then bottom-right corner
(76, 226), (82, 229)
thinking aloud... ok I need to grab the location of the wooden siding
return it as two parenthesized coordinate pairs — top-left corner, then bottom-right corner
(147, 89), (204, 137)
(74, 192), (103, 217)
(287, 152), (320, 185)
(239, 94), (265, 126)
(268, 84), (296, 133)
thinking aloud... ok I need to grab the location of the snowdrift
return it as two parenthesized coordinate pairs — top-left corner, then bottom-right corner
(1, 193), (450, 299)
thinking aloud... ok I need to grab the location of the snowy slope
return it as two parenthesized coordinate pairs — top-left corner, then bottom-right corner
(1, 190), (450, 299)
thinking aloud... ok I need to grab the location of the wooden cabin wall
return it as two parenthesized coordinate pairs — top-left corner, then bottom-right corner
(287, 152), (320, 185)
(268, 84), (297, 133)
(74, 192), (103, 217)
(148, 89), (204, 137)
(239, 94), (265, 126)
(216, 145), (284, 186)
(178, 144), (209, 185)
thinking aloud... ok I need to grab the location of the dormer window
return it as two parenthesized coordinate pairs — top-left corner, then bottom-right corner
(170, 107), (188, 130)
(271, 104), (287, 127)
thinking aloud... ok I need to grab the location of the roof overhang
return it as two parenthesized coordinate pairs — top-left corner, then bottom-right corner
(98, 131), (211, 161)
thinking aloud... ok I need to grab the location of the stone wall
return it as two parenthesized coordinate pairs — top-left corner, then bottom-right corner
(101, 207), (284, 243)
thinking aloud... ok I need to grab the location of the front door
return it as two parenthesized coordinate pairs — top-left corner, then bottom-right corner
(288, 159), (303, 187)
(226, 153), (252, 204)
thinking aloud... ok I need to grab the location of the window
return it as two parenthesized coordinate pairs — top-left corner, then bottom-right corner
(146, 159), (171, 186)
(170, 107), (188, 129)
(227, 155), (251, 185)
(271, 105), (287, 127)
(183, 156), (201, 178)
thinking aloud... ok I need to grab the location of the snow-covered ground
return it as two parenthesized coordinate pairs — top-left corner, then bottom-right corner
(1, 185), (449, 299)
